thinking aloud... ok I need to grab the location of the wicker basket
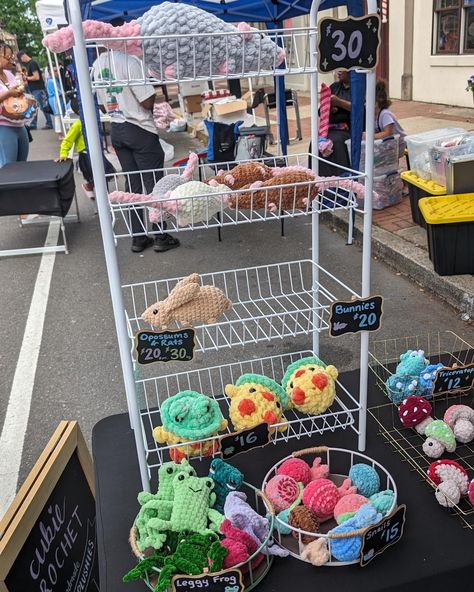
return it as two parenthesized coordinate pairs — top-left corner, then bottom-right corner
(262, 446), (398, 566)
(128, 482), (275, 590)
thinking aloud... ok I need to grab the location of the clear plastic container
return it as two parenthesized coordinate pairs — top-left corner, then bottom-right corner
(429, 132), (474, 187)
(405, 128), (466, 181)
(372, 170), (404, 210)
(347, 135), (400, 175)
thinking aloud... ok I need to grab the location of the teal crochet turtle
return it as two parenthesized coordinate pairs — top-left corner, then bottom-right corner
(225, 373), (289, 432)
(145, 471), (224, 550)
(153, 390), (228, 462)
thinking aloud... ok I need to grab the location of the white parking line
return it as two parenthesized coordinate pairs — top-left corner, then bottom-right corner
(0, 222), (60, 516)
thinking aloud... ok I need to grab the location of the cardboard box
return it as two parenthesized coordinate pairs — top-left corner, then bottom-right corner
(184, 94), (203, 114)
(202, 96), (249, 124)
(179, 80), (209, 97)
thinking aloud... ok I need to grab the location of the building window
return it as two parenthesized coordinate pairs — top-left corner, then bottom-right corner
(433, 0), (474, 53)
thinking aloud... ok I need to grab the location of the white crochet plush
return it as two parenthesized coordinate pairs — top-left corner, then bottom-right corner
(167, 181), (230, 227)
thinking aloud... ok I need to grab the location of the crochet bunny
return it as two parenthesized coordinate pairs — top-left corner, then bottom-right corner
(206, 162), (274, 190)
(43, 3), (285, 80)
(142, 273), (232, 330)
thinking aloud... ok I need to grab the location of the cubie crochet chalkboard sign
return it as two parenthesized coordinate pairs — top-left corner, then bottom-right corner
(318, 15), (381, 73)
(172, 568), (244, 592)
(135, 329), (195, 364)
(329, 295), (383, 337)
(432, 363), (474, 395)
(0, 422), (99, 592)
(220, 423), (271, 460)
(360, 505), (406, 567)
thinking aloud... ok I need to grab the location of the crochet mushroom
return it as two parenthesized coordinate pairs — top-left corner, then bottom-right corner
(443, 405), (474, 444)
(398, 396), (433, 434)
(422, 420), (456, 459)
(427, 459), (469, 507)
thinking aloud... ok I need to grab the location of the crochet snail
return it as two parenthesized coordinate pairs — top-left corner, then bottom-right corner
(42, 2), (286, 79)
(142, 273), (232, 330)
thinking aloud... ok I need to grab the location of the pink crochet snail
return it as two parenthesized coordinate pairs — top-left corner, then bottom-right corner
(42, 3), (285, 80)
(302, 478), (356, 522)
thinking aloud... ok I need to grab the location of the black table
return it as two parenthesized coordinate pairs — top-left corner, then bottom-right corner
(92, 369), (473, 592)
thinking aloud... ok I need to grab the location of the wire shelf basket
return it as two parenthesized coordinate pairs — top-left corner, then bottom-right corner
(87, 26), (317, 88)
(128, 482), (274, 591)
(123, 260), (360, 354)
(261, 446), (398, 566)
(135, 351), (359, 473)
(368, 331), (474, 529)
(106, 154), (363, 239)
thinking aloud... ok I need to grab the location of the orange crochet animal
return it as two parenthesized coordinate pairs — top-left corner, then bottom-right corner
(231, 170), (318, 211)
(142, 273), (232, 330)
(206, 162), (273, 190)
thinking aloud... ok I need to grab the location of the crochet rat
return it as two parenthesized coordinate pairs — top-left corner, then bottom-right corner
(43, 3), (285, 80)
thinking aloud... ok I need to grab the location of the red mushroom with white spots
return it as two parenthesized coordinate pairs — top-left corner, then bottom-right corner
(443, 404), (474, 444)
(427, 459), (469, 508)
(468, 479), (474, 507)
(398, 396), (433, 434)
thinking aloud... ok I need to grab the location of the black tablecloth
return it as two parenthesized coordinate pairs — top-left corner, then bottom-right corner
(92, 369), (473, 592)
(0, 160), (74, 217)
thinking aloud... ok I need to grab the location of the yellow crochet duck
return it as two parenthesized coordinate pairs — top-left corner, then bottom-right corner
(281, 357), (338, 415)
(225, 374), (289, 432)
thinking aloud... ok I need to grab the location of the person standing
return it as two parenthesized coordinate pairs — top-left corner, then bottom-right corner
(93, 50), (179, 253)
(0, 42), (30, 168)
(17, 51), (53, 130)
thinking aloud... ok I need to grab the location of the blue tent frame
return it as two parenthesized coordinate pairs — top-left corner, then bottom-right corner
(77, 0), (366, 168)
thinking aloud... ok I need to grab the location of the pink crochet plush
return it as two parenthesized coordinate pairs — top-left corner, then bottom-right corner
(333, 493), (368, 524)
(264, 474), (300, 513)
(302, 478), (356, 521)
(310, 457), (330, 481)
(276, 458), (312, 486)
(153, 102), (177, 129)
(220, 519), (264, 570)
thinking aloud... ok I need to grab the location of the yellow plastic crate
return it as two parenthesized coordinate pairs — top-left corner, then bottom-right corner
(418, 193), (474, 225)
(400, 171), (446, 195)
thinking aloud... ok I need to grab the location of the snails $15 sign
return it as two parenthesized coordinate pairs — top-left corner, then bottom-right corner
(318, 14), (381, 73)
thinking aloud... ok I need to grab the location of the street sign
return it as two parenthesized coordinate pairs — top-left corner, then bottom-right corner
(360, 505), (406, 566)
(329, 295), (383, 337)
(432, 363), (474, 395)
(135, 329), (195, 364)
(318, 15), (381, 73)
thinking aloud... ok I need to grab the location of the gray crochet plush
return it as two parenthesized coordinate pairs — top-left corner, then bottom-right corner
(139, 2), (285, 79)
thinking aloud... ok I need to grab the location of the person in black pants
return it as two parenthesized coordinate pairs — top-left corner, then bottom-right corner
(94, 50), (179, 253)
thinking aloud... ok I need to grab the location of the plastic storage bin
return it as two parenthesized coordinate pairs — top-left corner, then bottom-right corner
(429, 132), (474, 187)
(347, 135), (400, 175)
(373, 170), (404, 209)
(418, 193), (474, 276)
(405, 128), (466, 180)
(400, 170), (446, 227)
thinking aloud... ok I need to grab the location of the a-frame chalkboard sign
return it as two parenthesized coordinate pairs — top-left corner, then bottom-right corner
(0, 421), (99, 592)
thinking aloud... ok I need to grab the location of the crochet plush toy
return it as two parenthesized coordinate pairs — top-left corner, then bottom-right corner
(166, 181), (231, 226)
(348, 464), (380, 498)
(208, 458), (244, 514)
(142, 273), (232, 330)
(418, 363), (444, 397)
(137, 459), (196, 508)
(385, 373), (420, 404)
(328, 503), (382, 562)
(206, 162), (274, 190)
(302, 478), (356, 522)
(43, 3), (286, 79)
(300, 538), (330, 566)
(152, 390), (228, 462)
(281, 356), (339, 415)
(395, 349), (429, 375)
(225, 374), (289, 432)
(220, 519), (264, 570)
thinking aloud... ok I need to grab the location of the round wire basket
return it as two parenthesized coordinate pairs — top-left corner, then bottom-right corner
(262, 446), (398, 566)
(128, 481), (275, 591)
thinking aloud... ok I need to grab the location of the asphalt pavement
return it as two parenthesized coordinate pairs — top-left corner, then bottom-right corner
(0, 124), (473, 516)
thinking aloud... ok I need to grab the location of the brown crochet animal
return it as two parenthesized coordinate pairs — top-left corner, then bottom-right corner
(206, 162), (273, 190)
(142, 273), (232, 330)
(230, 170), (319, 211)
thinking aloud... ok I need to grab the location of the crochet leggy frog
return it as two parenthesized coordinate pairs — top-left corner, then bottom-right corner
(146, 472), (225, 550)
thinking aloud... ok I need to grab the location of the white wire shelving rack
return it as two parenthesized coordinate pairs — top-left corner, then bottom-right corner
(66, 0), (377, 490)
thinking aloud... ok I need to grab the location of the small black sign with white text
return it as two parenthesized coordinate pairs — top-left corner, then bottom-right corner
(432, 363), (474, 395)
(135, 329), (195, 364)
(172, 569), (243, 592)
(360, 505), (406, 566)
(329, 295), (383, 337)
(220, 423), (271, 460)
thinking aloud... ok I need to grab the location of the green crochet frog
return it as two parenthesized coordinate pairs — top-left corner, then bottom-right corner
(135, 461), (196, 551)
(146, 471), (225, 550)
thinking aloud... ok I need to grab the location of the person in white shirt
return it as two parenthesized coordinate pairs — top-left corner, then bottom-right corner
(93, 49), (179, 253)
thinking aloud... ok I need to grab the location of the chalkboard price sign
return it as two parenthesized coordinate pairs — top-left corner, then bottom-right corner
(0, 422), (99, 592)
(432, 363), (474, 396)
(329, 295), (383, 337)
(219, 423), (271, 460)
(318, 15), (381, 73)
(172, 568), (243, 592)
(135, 329), (195, 364)
(360, 505), (406, 567)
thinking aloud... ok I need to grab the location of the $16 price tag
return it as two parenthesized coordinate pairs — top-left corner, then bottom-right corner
(135, 329), (195, 364)
(219, 423), (271, 460)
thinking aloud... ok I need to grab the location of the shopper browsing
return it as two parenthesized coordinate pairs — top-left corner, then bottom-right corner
(93, 49), (179, 253)
(373, 79), (406, 157)
(17, 51), (53, 131)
